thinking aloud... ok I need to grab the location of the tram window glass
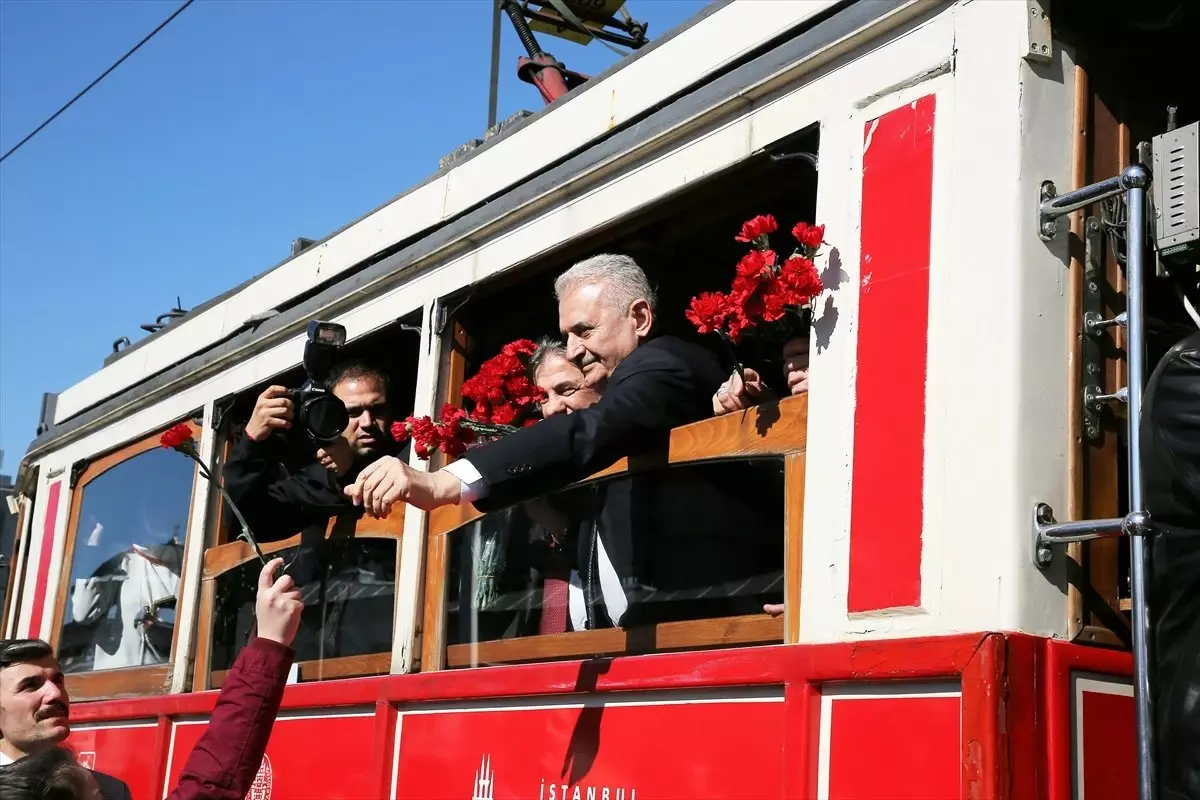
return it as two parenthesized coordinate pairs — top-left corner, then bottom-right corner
(442, 458), (786, 667)
(53, 425), (199, 682)
(208, 537), (397, 683)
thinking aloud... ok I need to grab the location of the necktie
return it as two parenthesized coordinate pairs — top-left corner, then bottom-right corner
(540, 549), (570, 634)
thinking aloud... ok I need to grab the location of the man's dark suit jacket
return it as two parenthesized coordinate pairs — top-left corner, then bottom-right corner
(93, 770), (133, 800)
(1140, 329), (1200, 800)
(465, 335), (727, 512)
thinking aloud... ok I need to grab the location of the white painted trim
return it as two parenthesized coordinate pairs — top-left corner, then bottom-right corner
(816, 682), (962, 800)
(399, 685), (784, 716)
(69, 720), (159, 731)
(163, 722), (179, 799)
(391, 301), (441, 674)
(171, 401), (216, 693)
(1073, 675), (1134, 800)
(15, 472), (53, 638)
(53, 0), (849, 424)
(390, 712), (404, 800)
(171, 706), (376, 726)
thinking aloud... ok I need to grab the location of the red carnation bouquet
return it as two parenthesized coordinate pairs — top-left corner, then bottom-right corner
(686, 214), (825, 349)
(392, 339), (546, 460)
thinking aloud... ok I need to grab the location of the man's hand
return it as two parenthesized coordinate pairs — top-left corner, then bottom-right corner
(245, 386), (294, 442)
(256, 557), (303, 646)
(763, 603), (784, 617)
(712, 368), (766, 416)
(316, 437), (355, 477)
(783, 338), (810, 396)
(344, 456), (462, 516)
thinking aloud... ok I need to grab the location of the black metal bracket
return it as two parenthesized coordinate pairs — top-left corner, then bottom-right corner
(69, 459), (89, 489)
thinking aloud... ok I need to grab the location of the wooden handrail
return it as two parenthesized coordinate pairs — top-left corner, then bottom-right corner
(202, 505), (405, 579)
(428, 393), (808, 538)
(445, 614), (783, 668)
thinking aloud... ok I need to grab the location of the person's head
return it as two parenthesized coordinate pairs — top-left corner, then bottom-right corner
(528, 337), (602, 418)
(326, 360), (393, 459)
(0, 640), (70, 760)
(0, 745), (101, 800)
(555, 254), (656, 386)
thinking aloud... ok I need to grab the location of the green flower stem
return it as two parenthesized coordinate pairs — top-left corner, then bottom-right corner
(184, 449), (268, 567)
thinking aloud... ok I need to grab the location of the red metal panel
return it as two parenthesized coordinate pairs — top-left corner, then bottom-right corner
(961, 634), (1005, 800)
(66, 722), (160, 799)
(1044, 639), (1133, 800)
(394, 695), (786, 800)
(1079, 689), (1136, 800)
(848, 94), (937, 612)
(70, 636), (989, 724)
(165, 712), (377, 799)
(828, 694), (960, 799)
(27, 479), (62, 638)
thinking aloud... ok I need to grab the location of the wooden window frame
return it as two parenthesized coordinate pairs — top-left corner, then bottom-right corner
(49, 421), (202, 701)
(420, 391), (808, 671)
(193, 505), (406, 691)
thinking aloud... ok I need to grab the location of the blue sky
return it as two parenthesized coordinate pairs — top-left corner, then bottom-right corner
(0, 0), (707, 472)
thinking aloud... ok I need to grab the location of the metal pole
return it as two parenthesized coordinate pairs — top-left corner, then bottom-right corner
(487, 0), (502, 130)
(1122, 162), (1155, 800)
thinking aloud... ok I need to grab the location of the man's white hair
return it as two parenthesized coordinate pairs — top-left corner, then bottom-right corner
(554, 253), (657, 313)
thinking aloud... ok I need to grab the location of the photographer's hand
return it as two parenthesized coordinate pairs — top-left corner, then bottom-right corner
(246, 386), (295, 442)
(345, 456), (462, 515)
(256, 557), (304, 646)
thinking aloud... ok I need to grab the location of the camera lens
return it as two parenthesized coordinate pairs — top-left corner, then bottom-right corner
(304, 394), (349, 443)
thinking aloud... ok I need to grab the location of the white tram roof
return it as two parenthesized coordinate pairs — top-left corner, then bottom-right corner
(28, 0), (921, 461)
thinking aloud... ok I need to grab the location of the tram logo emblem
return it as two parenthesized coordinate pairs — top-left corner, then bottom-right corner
(246, 754), (273, 800)
(472, 754), (496, 800)
(77, 751), (96, 770)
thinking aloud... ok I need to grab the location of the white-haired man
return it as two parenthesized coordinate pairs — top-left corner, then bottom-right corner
(347, 254), (729, 520)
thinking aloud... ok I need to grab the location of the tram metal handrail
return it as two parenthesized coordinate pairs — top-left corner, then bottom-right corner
(1032, 164), (1156, 800)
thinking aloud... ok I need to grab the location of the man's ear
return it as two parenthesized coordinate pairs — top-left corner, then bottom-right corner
(629, 298), (654, 338)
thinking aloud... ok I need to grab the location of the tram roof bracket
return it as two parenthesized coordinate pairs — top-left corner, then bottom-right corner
(1022, 0), (1052, 65)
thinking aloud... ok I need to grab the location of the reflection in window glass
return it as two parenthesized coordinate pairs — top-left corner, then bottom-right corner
(210, 538), (396, 675)
(58, 448), (194, 674)
(445, 457), (785, 663)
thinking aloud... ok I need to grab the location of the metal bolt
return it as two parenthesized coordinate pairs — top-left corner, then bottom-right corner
(1087, 280), (1099, 293)
(1087, 362), (1100, 375)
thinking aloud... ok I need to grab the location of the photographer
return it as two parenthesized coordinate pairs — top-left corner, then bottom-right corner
(223, 358), (401, 543)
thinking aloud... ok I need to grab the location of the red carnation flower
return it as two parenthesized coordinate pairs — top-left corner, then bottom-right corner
(160, 423), (195, 452)
(735, 214), (778, 245)
(685, 292), (731, 335)
(791, 221), (825, 252)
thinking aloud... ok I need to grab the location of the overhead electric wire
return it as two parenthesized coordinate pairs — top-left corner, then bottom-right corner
(0, 0), (195, 165)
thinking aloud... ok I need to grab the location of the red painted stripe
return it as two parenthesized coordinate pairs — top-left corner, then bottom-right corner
(28, 480), (62, 639)
(848, 95), (937, 612)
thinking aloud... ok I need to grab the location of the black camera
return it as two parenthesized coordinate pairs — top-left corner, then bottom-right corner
(289, 321), (349, 443)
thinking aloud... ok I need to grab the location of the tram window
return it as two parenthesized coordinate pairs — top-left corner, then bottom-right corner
(208, 537), (396, 683)
(51, 424), (199, 691)
(442, 458), (786, 667)
(193, 311), (421, 688)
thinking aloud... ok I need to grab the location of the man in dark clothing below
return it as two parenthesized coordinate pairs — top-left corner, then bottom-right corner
(345, 252), (729, 522)
(1141, 329), (1200, 800)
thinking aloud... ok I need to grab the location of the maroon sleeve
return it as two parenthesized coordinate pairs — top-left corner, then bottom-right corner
(166, 637), (294, 800)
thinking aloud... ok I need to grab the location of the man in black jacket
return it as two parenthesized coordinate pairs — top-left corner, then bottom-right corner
(346, 254), (728, 518)
(223, 359), (400, 542)
(1141, 329), (1200, 800)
